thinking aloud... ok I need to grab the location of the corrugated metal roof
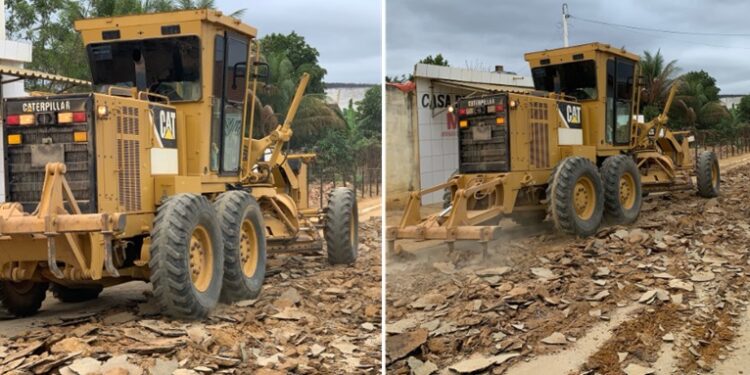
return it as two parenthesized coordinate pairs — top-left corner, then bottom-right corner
(431, 78), (534, 94)
(0, 66), (91, 86)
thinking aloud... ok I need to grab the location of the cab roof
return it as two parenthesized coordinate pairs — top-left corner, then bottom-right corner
(524, 42), (640, 63)
(74, 8), (257, 43)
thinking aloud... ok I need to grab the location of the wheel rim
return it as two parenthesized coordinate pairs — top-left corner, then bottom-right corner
(189, 224), (213, 292)
(711, 162), (719, 186)
(573, 175), (596, 220)
(240, 219), (259, 277)
(619, 172), (636, 210)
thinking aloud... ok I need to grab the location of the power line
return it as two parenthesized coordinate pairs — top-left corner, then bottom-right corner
(570, 15), (750, 37)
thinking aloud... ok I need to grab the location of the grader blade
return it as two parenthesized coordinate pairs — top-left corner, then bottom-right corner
(0, 163), (125, 281)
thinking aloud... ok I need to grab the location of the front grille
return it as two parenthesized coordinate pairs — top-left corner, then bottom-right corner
(4, 95), (96, 213)
(458, 119), (510, 174)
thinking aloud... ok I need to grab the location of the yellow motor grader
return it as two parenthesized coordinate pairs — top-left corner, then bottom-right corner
(0, 10), (358, 319)
(387, 42), (718, 254)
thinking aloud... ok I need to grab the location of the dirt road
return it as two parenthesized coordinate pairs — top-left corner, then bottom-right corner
(0, 201), (382, 375)
(386, 158), (750, 374)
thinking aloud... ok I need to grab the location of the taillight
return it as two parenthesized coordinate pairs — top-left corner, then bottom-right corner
(496, 104), (504, 112)
(73, 111), (87, 122)
(58, 112), (73, 123)
(458, 108), (467, 116)
(18, 114), (34, 126)
(6, 114), (19, 126)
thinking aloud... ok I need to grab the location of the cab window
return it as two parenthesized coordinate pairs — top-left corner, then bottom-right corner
(532, 60), (597, 100)
(87, 36), (201, 102)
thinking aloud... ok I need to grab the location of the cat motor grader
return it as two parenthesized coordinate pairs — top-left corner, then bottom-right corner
(0, 9), (358, 319)
(387, 42), (719, 255)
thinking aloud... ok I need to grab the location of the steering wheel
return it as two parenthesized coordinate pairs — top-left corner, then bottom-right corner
(149, 82), (182, 101)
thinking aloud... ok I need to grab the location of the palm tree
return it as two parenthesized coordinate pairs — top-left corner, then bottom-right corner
(256, 52), (346, 149)
(671, 78), (731, 130)
(640, 49), (679, 108)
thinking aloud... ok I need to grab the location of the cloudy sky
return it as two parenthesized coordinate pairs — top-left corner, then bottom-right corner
(217, 0), (381, 84)
(387, 0), (750, 94)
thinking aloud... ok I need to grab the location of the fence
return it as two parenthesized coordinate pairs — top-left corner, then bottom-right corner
(307, 150), (381, 209)
(693, 129), (750, 160)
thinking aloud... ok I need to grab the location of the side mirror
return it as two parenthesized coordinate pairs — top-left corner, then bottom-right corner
(252, 61), (271, 85)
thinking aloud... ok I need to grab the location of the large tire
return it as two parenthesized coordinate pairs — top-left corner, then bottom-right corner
(546, 157), (604, 237)
(50, 284), (103, 303)
(324, 187), (358, 265)
(213, 191), (267, 303)
(696, 151), (720, 198)
(0, 281), (48, 317)
(601, 155), (642, 224)
(149, 194), (224, 319)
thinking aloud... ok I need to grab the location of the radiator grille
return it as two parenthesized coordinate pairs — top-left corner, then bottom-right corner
(529, 102), (550, 169)
(117, 106), (140, 135)
(117, 138), (141, 211)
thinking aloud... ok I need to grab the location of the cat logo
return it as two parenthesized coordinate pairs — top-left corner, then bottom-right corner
(557, 103), (582, 129)
(150, 105), (177, 148)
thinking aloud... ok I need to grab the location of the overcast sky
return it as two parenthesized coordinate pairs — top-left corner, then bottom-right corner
(387, 0), (750, 94)
(217, 0), (381, 84)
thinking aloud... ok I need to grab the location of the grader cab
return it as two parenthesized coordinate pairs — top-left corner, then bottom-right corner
(0, 9), (358, 319)
(387, 42), (718, 255)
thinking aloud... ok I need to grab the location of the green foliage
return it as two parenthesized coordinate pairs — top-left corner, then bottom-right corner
(355, 85), (381, 138)
(260, 32), (327, 94)
(682, 70), (720, 102)
(736, 96), (750, 124)
(419, 53), (449, 67)
(639, 49), (678, 108)
(670, 71), (731, 130)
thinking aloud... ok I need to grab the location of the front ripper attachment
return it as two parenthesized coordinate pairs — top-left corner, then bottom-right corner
(386, 175), (514, 258)
(0, 163), (125, 281)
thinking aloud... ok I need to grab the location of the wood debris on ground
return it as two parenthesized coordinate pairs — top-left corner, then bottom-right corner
(0, 217), (382, 374)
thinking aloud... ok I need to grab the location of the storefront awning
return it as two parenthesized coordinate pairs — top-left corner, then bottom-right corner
(0, 65), (91, 86)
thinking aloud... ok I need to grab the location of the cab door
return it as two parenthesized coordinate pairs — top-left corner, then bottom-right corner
(605, 58), (635, 146)
(210, 32), (249, 175)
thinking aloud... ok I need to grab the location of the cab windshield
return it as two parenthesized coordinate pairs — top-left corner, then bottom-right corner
(531, 60), (597, 100)
(87, 36), (201, 102)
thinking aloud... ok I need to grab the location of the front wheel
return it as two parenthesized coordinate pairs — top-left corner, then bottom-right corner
(150, 194), (224, 319)
(214, 191), (267, 303)
(324, 188), (359, 265)
(696, 151), (720, 198)
(0, 281), (48, 317)
(547, 157), (604, 237)
(601, 155), (642, 224)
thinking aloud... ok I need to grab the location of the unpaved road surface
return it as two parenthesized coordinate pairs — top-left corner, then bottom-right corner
(386, 159), (750, 374)
(0, 208), (382, 374)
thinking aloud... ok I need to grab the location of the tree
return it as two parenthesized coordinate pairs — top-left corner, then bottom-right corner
(682, 70), (720, 102)
(640, 49), (679, 110)
(258, 52), (345, 149)
(670, 72), (731, 130)
(355, 85), (381, 138)
(419, 53), (449, 67)
(736, 96), (750, 124)
(260, 32), (327, 94)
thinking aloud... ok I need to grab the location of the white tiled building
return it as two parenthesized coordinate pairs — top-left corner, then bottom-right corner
(0, 0), (32, 201)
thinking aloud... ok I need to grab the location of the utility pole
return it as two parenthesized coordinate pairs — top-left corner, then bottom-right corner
(562, 3), (569, 47)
